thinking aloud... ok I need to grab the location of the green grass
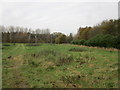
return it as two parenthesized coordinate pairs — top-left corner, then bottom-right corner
(2, 43), (118, 88)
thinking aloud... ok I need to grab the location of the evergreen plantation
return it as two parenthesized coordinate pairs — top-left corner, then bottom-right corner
(71, 19), (120, 49)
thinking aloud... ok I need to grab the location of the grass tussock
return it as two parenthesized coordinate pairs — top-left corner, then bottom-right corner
(2, 43), (11, 46)
(26, 43), (41, 46)
(69, 48), (87, 52)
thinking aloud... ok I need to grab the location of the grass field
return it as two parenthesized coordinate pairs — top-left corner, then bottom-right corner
(2, 43), (118, 88)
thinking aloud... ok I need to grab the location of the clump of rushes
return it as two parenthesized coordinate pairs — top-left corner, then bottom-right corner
(26, 43), (41, 46)
(39, 49), (58, 56)
(69, 48), (87, 52)
(2, 44), (11, 46)
(61, 74), (81, 84)
(56, 54), (74, 66)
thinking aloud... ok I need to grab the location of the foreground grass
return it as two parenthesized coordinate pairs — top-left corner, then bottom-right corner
(2, 43), (118, 88)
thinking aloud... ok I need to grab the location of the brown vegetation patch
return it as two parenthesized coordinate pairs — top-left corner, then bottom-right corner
(65, 44), (119, 51)
(69, 48), (87, 52)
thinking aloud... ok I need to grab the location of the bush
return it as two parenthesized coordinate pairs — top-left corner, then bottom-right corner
(79, 39), (86, 45)
(71, 39), (86, 45)
(115, 35), (120, 49)
(70, 40), (79, 44)
(84, 34), (118, 48)
(72, 34), (119, 49)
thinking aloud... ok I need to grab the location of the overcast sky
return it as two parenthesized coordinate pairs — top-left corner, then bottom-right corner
(0, 1), (118, 35)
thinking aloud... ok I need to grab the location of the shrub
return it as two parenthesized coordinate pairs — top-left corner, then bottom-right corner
(70, 40), (79, 44)
(83, 34), (118, 48)
(71, 34), (119, 49)
(115, 35), (120, 49)
(71, 39), (86, 45)
(84, 40), (91, 46)
(79, 39), (86, 45)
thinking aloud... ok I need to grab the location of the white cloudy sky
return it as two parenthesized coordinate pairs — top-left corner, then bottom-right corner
(0, 0), (119, 34)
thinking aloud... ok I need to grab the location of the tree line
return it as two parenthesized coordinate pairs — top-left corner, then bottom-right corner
(71, 19), (120, 49)
(1, 19), (120, 49)
(0, 26), (73, 43)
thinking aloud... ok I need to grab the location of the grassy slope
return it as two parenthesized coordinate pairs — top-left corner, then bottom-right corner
(2, 43), (118, 88)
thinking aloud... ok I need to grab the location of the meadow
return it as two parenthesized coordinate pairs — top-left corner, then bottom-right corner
(2, 43), (118, 88)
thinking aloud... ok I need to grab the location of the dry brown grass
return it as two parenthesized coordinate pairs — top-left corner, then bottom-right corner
(64, 44), (119, 51)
